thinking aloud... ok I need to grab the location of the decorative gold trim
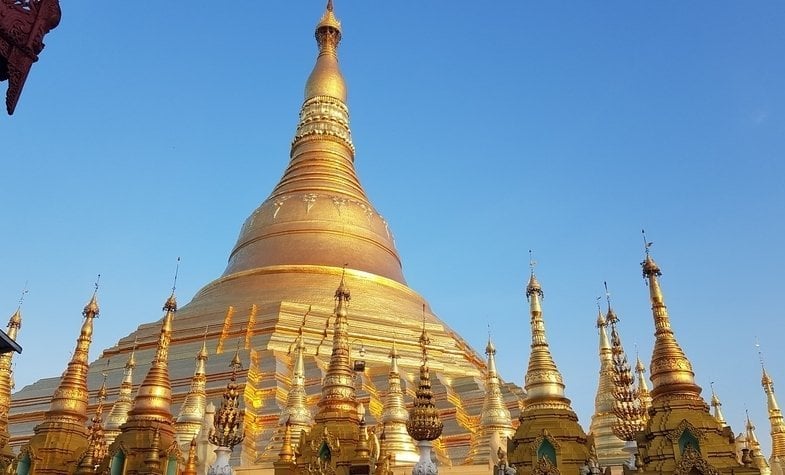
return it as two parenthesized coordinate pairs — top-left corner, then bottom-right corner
(673, 445), (720, 475)
(666, 419), (706, 442)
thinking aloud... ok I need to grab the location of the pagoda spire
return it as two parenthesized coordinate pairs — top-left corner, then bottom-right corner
(641, 246), (702, 400)
(0, 302), (22, 465)
(281, 311), (313, 434)
(466, 333), (514, 464)
(524, 263), (568, 409)
(124, 289), (177, 424)
(635, 355), (652, 421)
(406, 313), (443, 475)
(380, 340), (419, 464)
(176, 333), (210, 445)
(589, 300), (628, 468)
(22, 282), (100, 473)
(104, 343), (136, 445)
(709, 383), (726, 426)
(746, 413), (772, 475)
(760, 353), (785, 460)
(315, 269), (359, 423)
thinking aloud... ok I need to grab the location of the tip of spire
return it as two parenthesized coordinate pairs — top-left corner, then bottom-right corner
(485, 334), (496, 355)
(326, 0), (334, 12)
(83, 276), (101, 318)
(334, 265), (351, 303)
(640, 233), (661, 278)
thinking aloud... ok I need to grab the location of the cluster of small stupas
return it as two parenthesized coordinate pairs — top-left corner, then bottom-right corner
(2, 2), (784, 475)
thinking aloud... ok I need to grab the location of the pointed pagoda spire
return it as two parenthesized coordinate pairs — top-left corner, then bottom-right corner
(589, 299), (628, 467)
(759, 350), (785, 459)
(380, 339), (419, 464)
(315, 269), (359, 423)
(635, 354), (652, 421)
(278, 418), (295, 464)
(0, 300), (23, 459)
(746, 413), (772, 475)
(21, 281), (101, 473)
(124, 289), (177, 424)
(281, 310), (313, 432)
(524, 258), (569, 408)
(176, 332), (210, 445)
(640, 242), (702, 400)
(709, 383), (726, 426)
(466, 333), (514, 464)
(605, 284), (646, 442)
(76, 372), (109, 474)
(105, 343), (136, 444)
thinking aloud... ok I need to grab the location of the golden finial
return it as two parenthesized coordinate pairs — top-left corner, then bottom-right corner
(406, 308), (443, 442)
(105, 341), (138, 444)
(163, 258), (180, 313)
(526, 250), (543, 298)
(639, 237), (700, 400)
(208, 350), (245, 449)
(83, 274), (101, 318)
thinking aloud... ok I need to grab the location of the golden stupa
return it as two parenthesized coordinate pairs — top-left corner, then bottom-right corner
(8, 1), (521, 467)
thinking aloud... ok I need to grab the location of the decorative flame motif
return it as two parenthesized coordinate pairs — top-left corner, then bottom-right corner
(406, 311), (443, 442)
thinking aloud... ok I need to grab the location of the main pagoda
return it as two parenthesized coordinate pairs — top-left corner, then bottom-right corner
(8, 1), (521, 466)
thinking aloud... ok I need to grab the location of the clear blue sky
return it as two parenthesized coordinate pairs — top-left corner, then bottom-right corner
(2, 1), (784, 456)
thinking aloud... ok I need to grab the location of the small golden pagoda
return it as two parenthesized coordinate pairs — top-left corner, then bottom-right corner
(104, 347), (136, 446)
(464, 335), (514, 465)
(175, 336), (209, 445)
(103, 290), (181, 474)
(0, 306), (22, 471)
(589, 305), (629, 469)
(259, 313), (314, 463)
(634, 356), (651, 423)
(507, 268), (590, 475)
(277, 274), (371, 475)
(379, 341), (419, 465)
(17, 289), (98, 474)
(745, 414), (771, 475)
(631, 248), (758, 475)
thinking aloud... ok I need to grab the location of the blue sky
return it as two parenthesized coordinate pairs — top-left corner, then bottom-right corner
(2, 1), (784, 455)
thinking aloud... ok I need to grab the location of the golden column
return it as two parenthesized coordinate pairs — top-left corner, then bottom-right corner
(175, 338), (209, 445)
(406, 321), (443, 475)
(21, 289), (99, 474)
(104, 347), (136, 445)
(589, 305), (628, 468)
(0, 306), (22, 469)
(635, 246), (757, 475)
(465, 335), (514, 465)
(106, 291), (179, 474)
(380, 341), (419, 465)
(508, 267), (589, 475)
